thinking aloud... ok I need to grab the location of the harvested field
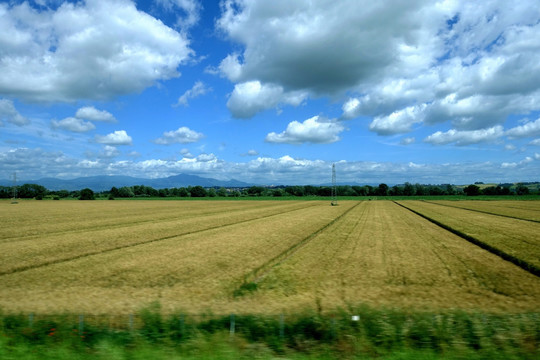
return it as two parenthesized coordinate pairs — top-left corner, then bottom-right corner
(255, 201), (540, 313)
(396, 200), (540, 270)
(0, 199), (539, 315)
(424, 200), (540, 222)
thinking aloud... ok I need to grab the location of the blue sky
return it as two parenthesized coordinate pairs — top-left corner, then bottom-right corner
(1, 0), (540, 185)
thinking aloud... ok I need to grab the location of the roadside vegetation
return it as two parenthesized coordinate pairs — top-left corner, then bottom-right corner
(1, 303), (538, 359)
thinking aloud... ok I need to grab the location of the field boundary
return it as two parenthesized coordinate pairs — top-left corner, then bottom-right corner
(237, 201), (363, 291)
(394, 201), (540, 277)
(422, 200), (540, 224)
(0, 203), (321, 277)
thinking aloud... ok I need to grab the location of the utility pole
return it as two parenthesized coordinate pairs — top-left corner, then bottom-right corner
(11, 172), (18, 204)
(331, 164), (338, 206)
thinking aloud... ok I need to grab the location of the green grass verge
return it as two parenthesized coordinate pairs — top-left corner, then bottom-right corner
(1, 304), (538, 359)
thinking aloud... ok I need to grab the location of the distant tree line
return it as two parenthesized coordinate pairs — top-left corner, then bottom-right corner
(1, 182), (537, 200)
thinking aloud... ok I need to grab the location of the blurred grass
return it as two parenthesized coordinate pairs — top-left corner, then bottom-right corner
(1, 304), (538, 359)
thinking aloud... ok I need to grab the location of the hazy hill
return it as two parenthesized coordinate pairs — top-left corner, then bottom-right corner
(0, 174), (251, 191)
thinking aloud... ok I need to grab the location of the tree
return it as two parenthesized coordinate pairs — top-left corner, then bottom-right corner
(110, 187), (120, 198)
(389, 186), (403, 196)
(317, 186), (332, 196)
(178, 187), (190, 197)
(18, 184), (47, 198)
(463, 184), (480, 196)
(118, 186), (134, 197)
(190, 186), (207, 197)
(403, 182), (415, 196)
(247, 186), (265, 196)
(158, 189), (169, 197)
(272, 189), (283, 197)
(377, 183), (389, 196)
(217, 187), (228, 197)
(515, 184), (529, 195)
(79, 188), (95, 200)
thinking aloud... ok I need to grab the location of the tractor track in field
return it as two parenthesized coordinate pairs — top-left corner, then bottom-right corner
(237, 201), (363, 289)
(0, 203), (311, 243)
(394, 201), (540, 278)
(0, 202), (322, 277)
(421, 200), (540, 224)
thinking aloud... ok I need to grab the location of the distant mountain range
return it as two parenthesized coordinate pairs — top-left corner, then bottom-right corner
(0, 174), (252, 192)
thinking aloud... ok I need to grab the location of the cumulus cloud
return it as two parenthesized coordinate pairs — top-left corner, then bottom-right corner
(216, 1), (540, 129)
(174, 81), (212, 106)
(266, 116), (345, 144)
(227, 81), (283, 118)
(369, 105), (426, 135)
(155, 0), (201, 30)
(216, 53), (243, 82)
(506, 118), (540, 139)
(424, 126), (504, 146)
(51, 117), (96, 132)
(341, 98), (362, 120)
(217, 0), (427, 94)
(0, 99), (29, 126)
(0, 0), (192, 102)
(75, 106), (116, 122)
(95, 130), (132, 146)
(154, 126), (204, 144)
(99, 145), (120, 158)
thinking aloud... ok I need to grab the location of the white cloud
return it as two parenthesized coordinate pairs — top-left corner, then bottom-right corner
(341, 98), (361, 120)
(196, 153), (217, 162)
(369, 105), (425, 135)
(175, 81), (212, 106)
(100, 145), (120, 158)
(0, 99), (29, 126)
(51, 117), (96, 132)
(154, 127), (204, 144)
(216, 1), (540, 129)
(0, 0), (192, 102)
(247, 149), (258, 156)
(75, 106), (116, 122)
(155, 0), (201, 30)
(227, 81), (283, 118)
(530, 139), (540, 146)
(424, 126), (504, 146)
(95, 130), (132, 146)
(2, 147), (540, 185)
(506, 118), (540, 139)
(400, 137), (415, 145)
(266, 116), (345, 144)
(505, 144), (516, 151)
(217, 53), (243, 82)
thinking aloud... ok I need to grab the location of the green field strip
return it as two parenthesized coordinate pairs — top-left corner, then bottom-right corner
(394, 201), (540, 277)
(236, 201), (363, 290)
(422, 200), (540, 224)
(0, 202), (322, 277)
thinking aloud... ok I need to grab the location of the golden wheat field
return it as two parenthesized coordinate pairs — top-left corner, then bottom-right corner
(0, 199), (539, 315)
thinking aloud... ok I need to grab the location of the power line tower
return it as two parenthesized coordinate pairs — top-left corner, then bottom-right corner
(11, 172), (18, 204)
(331, 163), (338, 206)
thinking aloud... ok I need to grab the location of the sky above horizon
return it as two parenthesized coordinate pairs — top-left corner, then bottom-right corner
(1, 0), (540, 185)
